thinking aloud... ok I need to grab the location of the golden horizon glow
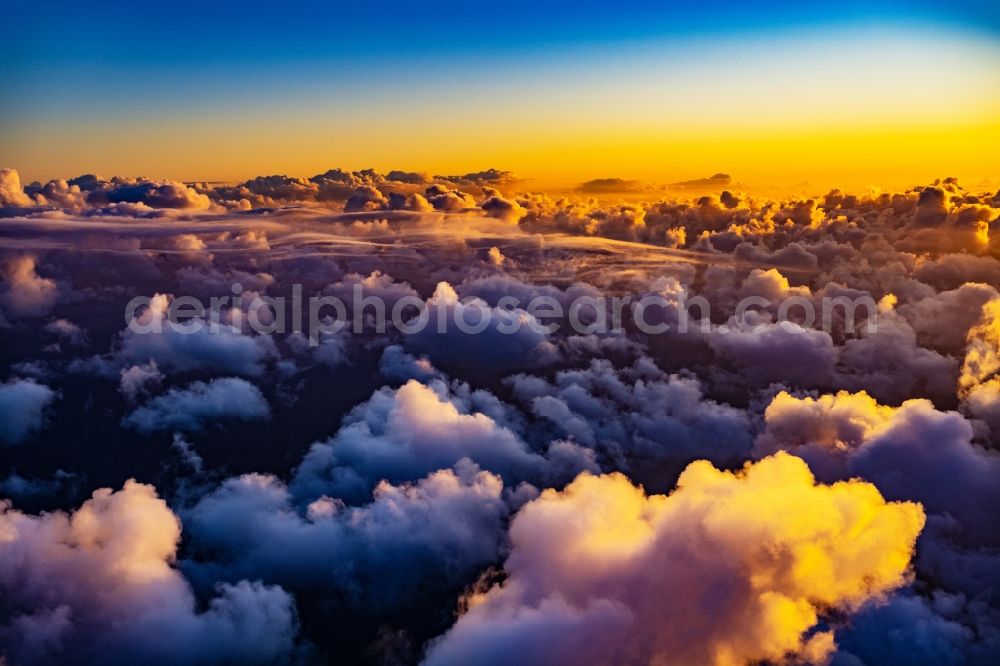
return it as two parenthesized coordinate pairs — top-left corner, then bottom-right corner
(4, 27), (998, 192)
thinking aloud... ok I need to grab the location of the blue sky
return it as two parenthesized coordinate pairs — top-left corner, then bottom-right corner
(5, 1), (996, 80)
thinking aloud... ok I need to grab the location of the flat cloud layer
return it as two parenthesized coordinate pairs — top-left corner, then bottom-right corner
(0, 166), (999, 664)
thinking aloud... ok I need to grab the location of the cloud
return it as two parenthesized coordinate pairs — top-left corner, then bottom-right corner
(913, 254), (1000, 292)
(481, 191), (527, 223)
(739, 267), (811, 305)
(835, 592), (1000, 665)
(963, 377), (1000, 435)
(835, 295), (957, 405)
(285, 328), (349, 369)
(405, 282), (559, 375)
(25, 179), (87, 209)
(913, 186), (949, 227)
(0, 480), (298, 665)
(424, 453), (923, 666)
(322, 271), (420, 316)
(424, 185), (477, 212)
(42, 318), (86, 347)
(434, 169), (517, 189)
(289, 379), (588, 502)
(755, 390), (1000, 546)
(897, 282), (998, 354)
(455, 274), (601, 313)
(113, 293), (277, 377)
(344, 186), (390, 212)
(667, 172), (732, 191)
(85, 179), (211, 210)
(504, 358), (753, 486)
(184, 461), (509, 609)
(0, 378), (57, 445)
(577, 178), (642, 194)
(0, 169), (31, 207)
(378, 344), (443, 383)
(122, 377), (270, 433)
(0, 256), (60, 319)
(960, 296), (1000, 392)
(755, 390), (897, 456)
(174, 267), (274, 299)
(486, 246), (506, 266)
(0, 469), (79, 504)
(215, 174), (319, 207)
(708, 318), (837, 389)
(388, 191), (434, 212)
(753, 387), (1000, 655)
(3, 169), (1000, 661)
(119, 360), (164, 402)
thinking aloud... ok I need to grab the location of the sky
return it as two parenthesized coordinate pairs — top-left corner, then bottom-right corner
(2, 0), (999, 189)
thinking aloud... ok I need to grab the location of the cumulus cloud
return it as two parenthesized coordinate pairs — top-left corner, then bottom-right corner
(185, 460), (508, 609)
(835, 591), (1000, 665)
(290, 379), (589, 502)
(425, 453), (923, 666)
(0, 480), (298, 665)
(24, 178), (87, 209)
(0, 469), (79, 505)
(85, 179), (211, 210)
(486, 246), (505, 266)
(708, 318), (837, 389)
(755, 390), (1000, 553)
(42, 318), (86, 347)
(897, 282), (998, 354)
(953, 297), (1000, 436)
(423, 185), (477, 212)
(113, 293), (277, 377)
(0, 256), (60, 319)
(481, 191), (526, 223)
(435, 169), (517, 189)
(0, 169), (31, 207)
(963, 377), (1000, 434)
(913, 185), (950, 227)
(753, 387), (1000, 653)
(344, 185), (390, 212)
(322, 270), (420, 317)
(960, 296), (1000, 392)
(505, 359), (752, 486)
(378, 344), (443, 383)
(0, 378), (57, 445)
(3, 168), (1000, 662)
(828, 295), (956, 405)
(122, 377), (270, 433)
(405, 282), (558, 375)
(119, 360), (165, 402)
(914, 254), (1000, 292)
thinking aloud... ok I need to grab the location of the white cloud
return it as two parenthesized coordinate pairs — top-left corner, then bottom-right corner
(0, 480), (298, 665)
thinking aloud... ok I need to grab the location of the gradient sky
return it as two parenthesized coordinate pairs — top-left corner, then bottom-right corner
(2, 0), (999, 189)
